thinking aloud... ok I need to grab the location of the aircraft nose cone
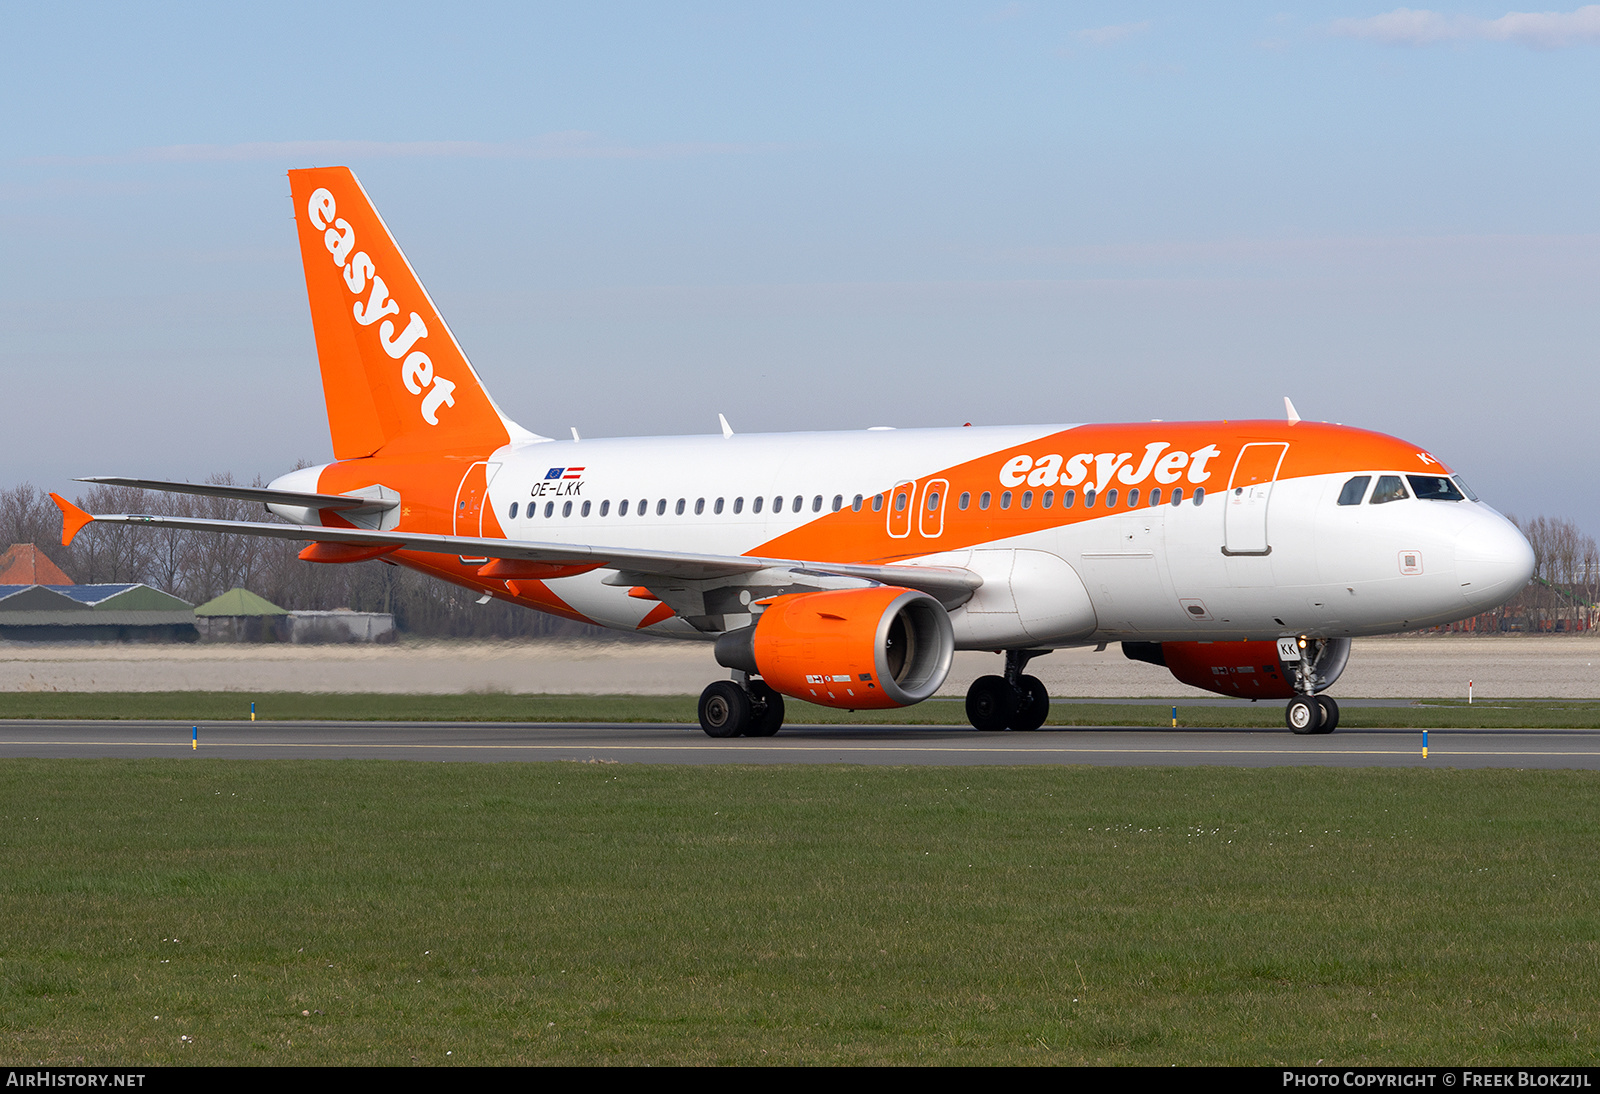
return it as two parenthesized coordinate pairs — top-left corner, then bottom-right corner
(1456, 513), (1534, 612)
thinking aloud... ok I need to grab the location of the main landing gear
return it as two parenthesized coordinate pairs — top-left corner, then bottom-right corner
(965, 649), (1051, 732)
(697, 674), (786, 738)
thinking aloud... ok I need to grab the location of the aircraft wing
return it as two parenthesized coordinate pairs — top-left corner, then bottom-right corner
(50, 497), (982, 602)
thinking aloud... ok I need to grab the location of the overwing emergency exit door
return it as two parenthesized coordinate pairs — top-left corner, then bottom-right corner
(1222, 443), (1287, 556)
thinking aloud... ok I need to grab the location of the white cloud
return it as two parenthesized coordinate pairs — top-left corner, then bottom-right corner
(21, 133), (774, 168)
(1077, 20), (1152, 46)
(1329, 5), (1600, 48)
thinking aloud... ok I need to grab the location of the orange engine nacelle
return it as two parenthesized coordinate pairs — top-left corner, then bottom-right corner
(714, 586), (955, 709)
(1122, 639), (1350, 699)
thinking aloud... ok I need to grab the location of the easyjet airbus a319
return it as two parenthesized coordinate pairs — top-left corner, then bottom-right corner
(52, 167), (1535, 736)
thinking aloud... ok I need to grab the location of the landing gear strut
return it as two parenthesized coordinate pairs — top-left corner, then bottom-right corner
(1284, 637), (1340, 735)
(965, 649), (1051, 732)
(697, 673), (786, 738)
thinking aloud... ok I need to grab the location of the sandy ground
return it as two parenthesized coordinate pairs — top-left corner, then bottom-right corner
(0, 635), (1595, 700)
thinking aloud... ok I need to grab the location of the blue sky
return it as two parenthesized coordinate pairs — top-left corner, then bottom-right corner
(3, 2), (1597, 530)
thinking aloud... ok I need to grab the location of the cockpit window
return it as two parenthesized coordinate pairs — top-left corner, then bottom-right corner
(1407, 475), (1464, 502)
(1453, 476), (1479, 502)
(1337, 476), (1371, 506)
(1370, 475), (1409, 505)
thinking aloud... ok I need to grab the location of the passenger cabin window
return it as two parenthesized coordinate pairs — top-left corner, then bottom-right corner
(676, 499), (686, 515)
(544, 502), (554, 518)
(1370, 476), (1409, 505)
(1085, 489), (1096, 508)
(812, 495), (823, 513)
(581, 501), (591, 517)
(1021, 490), (1032, 509)
(1105, 489), (1118, 508)
(1408, 475), (1464, 502)
(832, 495), (842, 512)
(979, 491), (991, 510)
(1170, 489), (1182, 506)
(600, 500), (610, 517)
(1042, 490), (1054, 508)
(1338, 476), (1371, 506)
(694, 498), (705, 515)
(562, 501), (573, 517)
(927, 491), (940, 511)
(656, 499), (667, 516)
(872, 494), (884, 512)
(1127, 488), (1139, 507)
(733, 497), (743, 514)
(959, 492), (970, 510)
(792, 496), (802, 513)
(851, 495), (863, 512)
(1193, 488), (1205, 506)
(753, 496), (764, 513)
(1000, 491), (1012, 510)
(714, 497), (724, 514)
(1149, 488), (1160, 506)
(509, 502), (519, 519)
(1062, 490), (1075, 508)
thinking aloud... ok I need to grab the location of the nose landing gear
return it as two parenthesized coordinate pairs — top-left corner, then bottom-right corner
(1284, 637), (1341, 734)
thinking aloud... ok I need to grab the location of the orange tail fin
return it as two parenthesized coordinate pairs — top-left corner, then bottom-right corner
(287, 167), (539, 459)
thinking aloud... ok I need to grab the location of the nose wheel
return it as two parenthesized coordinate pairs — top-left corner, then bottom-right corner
(1286, 695), (1339, 734)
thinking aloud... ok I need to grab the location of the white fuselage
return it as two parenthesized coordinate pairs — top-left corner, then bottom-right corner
(273, 422), (1533, 648)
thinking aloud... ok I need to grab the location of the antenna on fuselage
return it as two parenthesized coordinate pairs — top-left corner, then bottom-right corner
(571, 427), (581, 442)
(719, 413), (734, 439)
(1284, 397), (1301, 424)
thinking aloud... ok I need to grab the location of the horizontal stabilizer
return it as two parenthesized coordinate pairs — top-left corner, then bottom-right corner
(76, 477), (397, 513)
(49, 494), (95, 547)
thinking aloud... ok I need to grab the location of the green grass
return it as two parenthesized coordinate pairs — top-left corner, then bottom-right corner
(1, 761), (1598, 1065)
(4, 691), (1600, 729)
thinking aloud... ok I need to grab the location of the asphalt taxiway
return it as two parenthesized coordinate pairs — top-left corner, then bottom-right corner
(2, 720), (1599, 768)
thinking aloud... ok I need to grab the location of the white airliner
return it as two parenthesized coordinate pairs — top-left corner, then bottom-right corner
(52, 167), (1535, 736)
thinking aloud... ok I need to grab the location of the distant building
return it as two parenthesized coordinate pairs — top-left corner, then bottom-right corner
(0, 544), (196, 642)
(193, 587), (290, 642)
(0, 543), (74, 586)
(284, 608), (396, 644)
(194, 587), (394, 643)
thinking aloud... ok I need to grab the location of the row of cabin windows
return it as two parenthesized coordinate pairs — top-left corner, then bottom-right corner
(506, 485), (1207, 521)
(511, 494), (858, 520)
(945, 486), (1204, 512)
(1336, 474), (1476, 507)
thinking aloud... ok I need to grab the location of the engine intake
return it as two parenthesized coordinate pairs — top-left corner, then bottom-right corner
(715, 586), (955, 709)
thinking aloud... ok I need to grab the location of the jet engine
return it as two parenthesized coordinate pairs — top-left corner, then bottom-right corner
(1122, 638), (1351, 700)
(714, 586), (955, 709)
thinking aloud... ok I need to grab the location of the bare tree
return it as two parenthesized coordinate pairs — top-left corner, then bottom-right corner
(0, 484), (63, 557)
